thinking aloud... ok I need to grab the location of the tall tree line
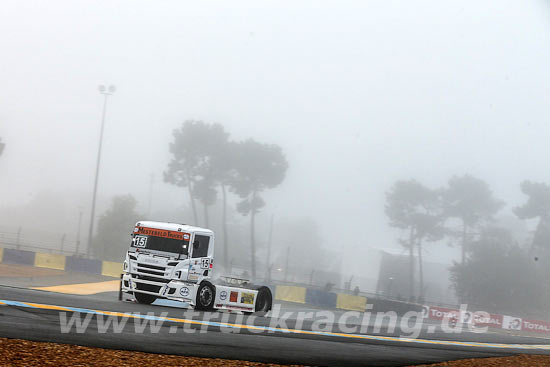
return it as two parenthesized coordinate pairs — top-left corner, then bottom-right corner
(164, 120), (288, 278)
(386, 175), (550, 314)
(385, 175), (502, 301)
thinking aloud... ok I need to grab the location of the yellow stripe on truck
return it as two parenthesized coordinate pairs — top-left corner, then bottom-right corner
(34, 253), (66, 271)
(101, 261), (123, 277)
(336, 293), (367, 312)
(275, 285), (306, 304)
(0, 248), (3, 263)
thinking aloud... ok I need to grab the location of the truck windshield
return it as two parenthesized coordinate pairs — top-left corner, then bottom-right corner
(132, 235), (189, 255)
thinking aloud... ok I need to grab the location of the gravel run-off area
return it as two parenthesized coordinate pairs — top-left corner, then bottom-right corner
(0, 338), (303, 367)
(2, 337), (550, 366)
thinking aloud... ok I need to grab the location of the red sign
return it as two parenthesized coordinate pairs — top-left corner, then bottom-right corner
(426, 307), (550, 333)
(135, 226), (189, 241)
(522, 319), (550, 333)
(472, 313), (503, 328)
(427, 306), (460, 321)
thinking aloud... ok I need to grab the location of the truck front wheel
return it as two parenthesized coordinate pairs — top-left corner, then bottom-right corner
(134, 292), (157, 305)
(195, 282), (215, 311)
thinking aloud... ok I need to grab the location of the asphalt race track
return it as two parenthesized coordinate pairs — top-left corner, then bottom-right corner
(1, 285), (550, 366)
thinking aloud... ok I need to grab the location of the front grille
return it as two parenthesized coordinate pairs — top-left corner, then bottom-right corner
(137, 267), (164, 276)
(132, 274), (170, 283)
(136, 282), (162, 293)
(136, 262), (166, 278)
(138, 263), (165, 271)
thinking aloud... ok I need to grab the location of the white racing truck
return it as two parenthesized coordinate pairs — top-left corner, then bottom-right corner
(120, 221), (272, 315)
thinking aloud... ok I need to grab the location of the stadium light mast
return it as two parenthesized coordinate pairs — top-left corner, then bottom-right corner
(86, 84), (116, 257)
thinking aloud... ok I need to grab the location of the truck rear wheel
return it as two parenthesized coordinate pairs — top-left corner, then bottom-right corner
(244, 287), (273, 316)
(254, 286), (272, 314)
(134, 292), (157, 305)
(195, 282), (215, 311)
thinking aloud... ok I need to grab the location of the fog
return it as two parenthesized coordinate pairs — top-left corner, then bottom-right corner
(1, 1), (550, 306)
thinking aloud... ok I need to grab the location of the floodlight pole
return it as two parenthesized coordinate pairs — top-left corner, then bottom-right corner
(86, 85), (115, 257)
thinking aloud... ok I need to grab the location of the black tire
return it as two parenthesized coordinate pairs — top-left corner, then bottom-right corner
(118, 277), (123, 301)
(134, 292), (157, 305)
(254, 287), (273, 315)
(195, 282), (215, 311)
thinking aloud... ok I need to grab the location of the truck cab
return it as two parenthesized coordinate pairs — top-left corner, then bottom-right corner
(121, 221), (272, 314)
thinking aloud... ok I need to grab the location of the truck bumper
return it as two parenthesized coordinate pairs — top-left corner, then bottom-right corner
(121, 273), (197, 304)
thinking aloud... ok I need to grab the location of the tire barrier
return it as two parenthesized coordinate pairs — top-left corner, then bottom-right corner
(274, 285), (307, 304)
(65, 256), (102, 274)
(2, 249), (36, 266)
(337, 294), (367, 312)
(0, 247), (121, 278)
(275, 285), (368, 312)
(34, 253), (66, 271)
(305, 288), (337, 309)
(101, 261), (123, 277)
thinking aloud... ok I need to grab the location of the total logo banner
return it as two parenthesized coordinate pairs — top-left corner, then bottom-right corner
(426, 306), (550, 333)
(521, 319), (550, 333)
(461, 311), (503, 328)
(426, 306), (460, 321)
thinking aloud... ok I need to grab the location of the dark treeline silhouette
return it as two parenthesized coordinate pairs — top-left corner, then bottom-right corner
(386, 175), (550, 315)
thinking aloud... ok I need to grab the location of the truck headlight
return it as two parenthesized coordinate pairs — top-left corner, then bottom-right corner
(123, 261), (129, 272)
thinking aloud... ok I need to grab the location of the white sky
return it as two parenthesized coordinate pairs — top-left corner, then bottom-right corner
(1, 0), (549, 264)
